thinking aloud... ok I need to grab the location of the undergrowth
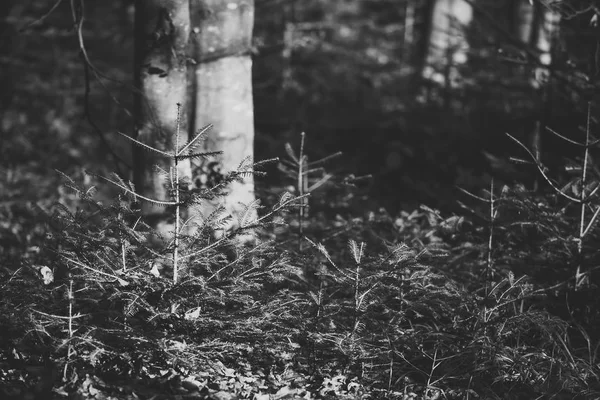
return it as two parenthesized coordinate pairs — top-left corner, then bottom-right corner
(1, 119), (600, 400)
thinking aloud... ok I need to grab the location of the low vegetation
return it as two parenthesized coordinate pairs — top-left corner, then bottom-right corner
(2, 123), (600, 400)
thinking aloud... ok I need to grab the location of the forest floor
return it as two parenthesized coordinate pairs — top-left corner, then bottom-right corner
(1, 155), (600, 400)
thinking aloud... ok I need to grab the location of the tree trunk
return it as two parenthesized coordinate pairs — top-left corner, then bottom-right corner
(189, 0), (256, 231)
(422, 0), (472, 87)
(512, 0), (560, 188)
(133, 0), (192, 224)
(513, 0), (559, 70)
(0, 1), (21, 109)
(403, 0), (416, 64)
(412, 0), (436, 92)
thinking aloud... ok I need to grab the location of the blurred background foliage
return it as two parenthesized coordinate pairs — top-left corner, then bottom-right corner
(2, 0), (600, 213)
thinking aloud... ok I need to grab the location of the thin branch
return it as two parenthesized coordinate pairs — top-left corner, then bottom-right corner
(95, 174), (179, 206)
(62, 255), (125, 282)
(284, 143), (299, 164)
(253, 157), (279, 168)
(546, 127), (586, 146)
(175, 150), (223, 161)
(302, 167), (325, 176)
(506, 133), (580, 202)
(177, 124), (212, 156)
(179, 235), (228, 261)
(19, 0), (64, 32)
(456, 186), (490, 203)
(509, 157), (534, 165)
(546, 126), (600, 148)
(71, 0), (133, 111)
(584, 183), (600, 202)
(117, 131), (173, 157)
(72, 0), (129, 175)
(583, 205), (600, 237)
(308, 151), (343, 167)
(31, 309), (87, 320)
(307, 173), (333, 192)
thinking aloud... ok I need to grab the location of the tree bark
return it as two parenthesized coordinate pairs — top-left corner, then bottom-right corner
(190, 0), (256, 230)
(133, 0), (192, 221)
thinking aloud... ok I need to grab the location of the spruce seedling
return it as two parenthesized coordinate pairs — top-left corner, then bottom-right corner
(457, 179), (498, 301)
(308, 238), (379, 374)
(97, 104), (218, 283)
(279, 132), (341, 249)
(507, 102), (600, 288)
(30, 264), (85, 382)
(97, 104), (302, 283)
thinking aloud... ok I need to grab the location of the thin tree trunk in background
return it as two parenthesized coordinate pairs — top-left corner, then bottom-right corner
(281, 1), (296, 98)
(133, 0), (192, 225)
(0, 1), (21, 109)
(422, 0), (472, 87)
(513, 0), (559, 72)
(403, 0), (416, 64)
(190, 0), (256, 229)
(281, 0), (297, 92)
(282, 14), (295, 93)
(532, 2), (560, 176)
(412, 0), (436, 92)
(513, 0), (534, 48)
(512, 0), (560, 189)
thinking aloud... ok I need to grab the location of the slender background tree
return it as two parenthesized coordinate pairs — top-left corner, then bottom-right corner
(422, 0), (472, 88)
(131, 0), (256, 234)
(133, 0), (192, 229)
(511, 0), (561, 188)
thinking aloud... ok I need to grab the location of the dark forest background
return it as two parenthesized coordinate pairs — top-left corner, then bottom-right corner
(4, 0), (599, 211)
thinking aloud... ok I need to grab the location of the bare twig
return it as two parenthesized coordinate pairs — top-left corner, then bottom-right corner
(506, 132), (580, 202)
(19, 0), (64, 32)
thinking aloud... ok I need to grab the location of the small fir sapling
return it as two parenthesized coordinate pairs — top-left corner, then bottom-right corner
(507, 102), (600, 288)
(95, 103), (224, 283)
(95, 104), (305, 283)
(22, 117), (308, 384)
(457, 178), (498, 302)
(278, 132), (342, 249)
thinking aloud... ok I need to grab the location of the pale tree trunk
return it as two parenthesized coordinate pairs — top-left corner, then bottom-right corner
(413, 0), (436, 91)
(422, 0), (472, 88)
(282, 18), (294, 93)
(403, 0), (416, 64)
(190, 0), (255, 231)
(513, 0), (560, 77)
(133, 0), (192, 225)
(512, 0), (560, 188)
